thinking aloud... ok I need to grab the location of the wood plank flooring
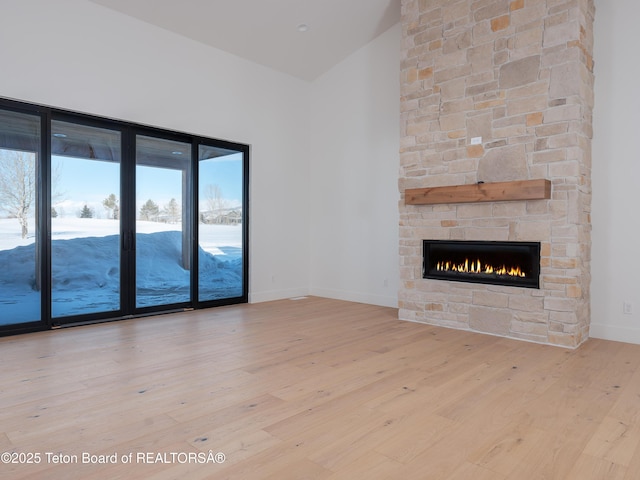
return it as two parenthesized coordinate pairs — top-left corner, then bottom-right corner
(1, 296), (640, 479)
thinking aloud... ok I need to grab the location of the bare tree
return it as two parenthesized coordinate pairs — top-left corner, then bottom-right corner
(0, 151), (36, 238)
(51, 159), (65, 209)
(204, 184), (228, 223)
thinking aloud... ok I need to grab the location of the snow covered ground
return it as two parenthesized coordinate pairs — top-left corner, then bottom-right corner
(0, 218), (243, 326)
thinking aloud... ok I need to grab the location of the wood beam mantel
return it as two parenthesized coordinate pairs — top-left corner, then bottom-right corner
(404, 179), (551, 205)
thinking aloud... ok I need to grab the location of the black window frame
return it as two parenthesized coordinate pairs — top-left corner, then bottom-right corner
(0, 96), (249, 336)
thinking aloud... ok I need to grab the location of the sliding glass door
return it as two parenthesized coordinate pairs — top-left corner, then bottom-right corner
(198, 145), (246, 303)
(0, 98), (248, 336)
(0, 108), (42, 329)
(51, 120), (122, 319)
(135, 134), (192, 309)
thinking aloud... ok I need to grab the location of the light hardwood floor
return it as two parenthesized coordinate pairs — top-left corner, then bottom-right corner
(1, 296), (640, 479)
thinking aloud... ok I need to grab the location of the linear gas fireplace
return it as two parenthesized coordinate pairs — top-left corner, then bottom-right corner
(423, 240), (541, 289)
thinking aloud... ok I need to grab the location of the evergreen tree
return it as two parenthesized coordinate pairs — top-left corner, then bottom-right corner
(139, 199), (160, 221)
(102, 193), (119, 220)
(80, 204), (93, 218)
(163, 198), (180, 223)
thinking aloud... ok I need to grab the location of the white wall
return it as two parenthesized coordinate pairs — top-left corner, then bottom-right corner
(591, 0), (640, 343)
(0, 0), (311, 303)
(6, 0), (626, 343)
(309, 24), (401, 308)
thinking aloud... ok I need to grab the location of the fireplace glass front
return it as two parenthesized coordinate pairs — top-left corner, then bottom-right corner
(423, 240), (540, 289)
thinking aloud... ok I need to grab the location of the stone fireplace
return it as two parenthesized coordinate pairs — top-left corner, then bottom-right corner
(398, 0), (595, 347)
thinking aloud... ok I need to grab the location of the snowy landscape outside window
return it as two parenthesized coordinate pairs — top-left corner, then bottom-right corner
(0, 99), (248, 334)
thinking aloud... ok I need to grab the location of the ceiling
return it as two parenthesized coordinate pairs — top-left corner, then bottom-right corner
(87, 0), (401, 82)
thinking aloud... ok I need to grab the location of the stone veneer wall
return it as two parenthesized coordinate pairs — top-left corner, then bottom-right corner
(399, 0), (595, 347)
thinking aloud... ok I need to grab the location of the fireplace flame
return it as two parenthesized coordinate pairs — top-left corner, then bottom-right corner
(436, 259), (526, 277)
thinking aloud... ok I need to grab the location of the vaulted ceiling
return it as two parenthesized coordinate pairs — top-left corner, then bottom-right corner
(87, 0), (401, 81)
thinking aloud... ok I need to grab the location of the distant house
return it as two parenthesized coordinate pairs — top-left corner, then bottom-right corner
(218, 210), (241, 225)
(201, 208), (242, 225)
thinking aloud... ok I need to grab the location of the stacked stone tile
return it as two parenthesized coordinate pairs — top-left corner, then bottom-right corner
(399, 0), (595, 347)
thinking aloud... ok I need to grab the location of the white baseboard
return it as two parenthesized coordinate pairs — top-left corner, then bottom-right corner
(249, 287), (309, 304)
(309, 287), (398, 309)
(589, 323), (640, 345)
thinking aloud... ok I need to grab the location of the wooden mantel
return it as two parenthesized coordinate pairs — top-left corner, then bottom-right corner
(404, 179), (551, 205)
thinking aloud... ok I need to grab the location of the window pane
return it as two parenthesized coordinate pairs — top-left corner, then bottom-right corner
(51, 120), (121, 318)
(0, 109), (41, 326)
(198, 146), (244, 301)
(136, 135), (191, 308)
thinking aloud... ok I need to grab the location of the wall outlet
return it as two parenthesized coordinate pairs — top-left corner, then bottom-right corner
(470, 136), (482, 145)
(623, 302), (633, 315)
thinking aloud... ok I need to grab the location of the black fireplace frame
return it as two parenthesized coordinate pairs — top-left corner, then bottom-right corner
(423, 240), (541, 289)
